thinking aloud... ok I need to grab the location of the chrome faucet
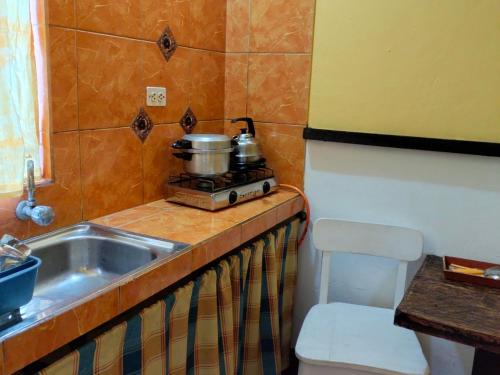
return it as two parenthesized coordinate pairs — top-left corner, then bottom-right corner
(15, 160), (55, 226)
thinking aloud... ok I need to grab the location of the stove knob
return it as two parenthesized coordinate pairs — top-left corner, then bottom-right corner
(229, 191), (238, 205)
(263, 181), (271, 194)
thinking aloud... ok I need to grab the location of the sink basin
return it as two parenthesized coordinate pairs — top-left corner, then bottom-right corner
(0, 222), (187, 338)
(36, 238), (154, 299)
(34, 237), (155, 300)
(25, 223), (187, 303)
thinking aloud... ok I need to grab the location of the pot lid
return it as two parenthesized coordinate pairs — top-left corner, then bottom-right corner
(183, 134), (230, 142)
(182, 133), (231, 150)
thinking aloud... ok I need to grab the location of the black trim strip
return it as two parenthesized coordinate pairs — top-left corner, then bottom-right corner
(303, 128), (500, 157)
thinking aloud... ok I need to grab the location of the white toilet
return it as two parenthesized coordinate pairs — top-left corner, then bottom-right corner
(295, 219), (430, 375)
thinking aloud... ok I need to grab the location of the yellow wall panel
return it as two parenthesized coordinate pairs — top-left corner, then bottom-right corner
(309, 0), (500, 142)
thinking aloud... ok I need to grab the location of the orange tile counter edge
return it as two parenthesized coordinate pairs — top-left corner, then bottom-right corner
(1, 189), (303, 374)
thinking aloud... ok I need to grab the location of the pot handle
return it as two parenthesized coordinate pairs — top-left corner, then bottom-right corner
(173, 152), (192, 161)
(231, 117), (255, 137)
(172, 139), (192, 149)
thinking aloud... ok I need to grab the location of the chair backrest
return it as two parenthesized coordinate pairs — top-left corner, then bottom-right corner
(313, 218), (423, 308)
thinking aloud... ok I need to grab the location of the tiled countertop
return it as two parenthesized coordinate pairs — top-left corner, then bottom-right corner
(0, 189), (303, 374)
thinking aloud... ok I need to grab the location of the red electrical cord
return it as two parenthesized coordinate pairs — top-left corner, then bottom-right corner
(278, 184), (310, 246)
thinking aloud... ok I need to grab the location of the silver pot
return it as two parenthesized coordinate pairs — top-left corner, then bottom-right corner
(172, 134), (232, 176)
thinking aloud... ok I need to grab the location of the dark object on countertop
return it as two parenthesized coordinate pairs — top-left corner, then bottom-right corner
(443, 255), (500, 288)
(0, 256), (41, 316)
(395, 255), (500, 375)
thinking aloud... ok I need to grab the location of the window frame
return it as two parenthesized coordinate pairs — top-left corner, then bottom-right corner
(31, 0), (52, 183)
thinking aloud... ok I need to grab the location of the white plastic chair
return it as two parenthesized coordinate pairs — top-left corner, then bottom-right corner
(295, 219), (430, 375)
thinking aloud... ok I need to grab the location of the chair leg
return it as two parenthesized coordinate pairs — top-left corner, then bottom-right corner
(472, 349), (500, 375)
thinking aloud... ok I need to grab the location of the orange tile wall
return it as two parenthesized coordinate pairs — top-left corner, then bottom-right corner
(0, 0), (314, 240)
(224, 0), (315, 188)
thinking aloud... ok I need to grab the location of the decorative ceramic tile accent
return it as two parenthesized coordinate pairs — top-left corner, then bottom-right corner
(131, 108), (154, 142)
(179, 107), (197, 134)
(157, 26), (177, 62)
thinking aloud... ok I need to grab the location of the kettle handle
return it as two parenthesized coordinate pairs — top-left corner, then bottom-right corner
(231, 117), (255, 137)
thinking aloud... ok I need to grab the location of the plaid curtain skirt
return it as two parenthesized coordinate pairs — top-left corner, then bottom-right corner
(39, 219), (299, 375)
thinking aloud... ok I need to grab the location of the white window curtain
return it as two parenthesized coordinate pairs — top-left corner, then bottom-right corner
(0, 0), (41, 198)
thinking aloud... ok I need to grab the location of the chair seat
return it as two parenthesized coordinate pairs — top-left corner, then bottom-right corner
(295, 302), (429, 375)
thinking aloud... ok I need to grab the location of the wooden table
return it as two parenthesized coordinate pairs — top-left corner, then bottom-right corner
(395, 255), (500, 375)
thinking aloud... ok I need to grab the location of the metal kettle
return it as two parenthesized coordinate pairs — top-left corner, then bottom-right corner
(231, 117), (264, 165)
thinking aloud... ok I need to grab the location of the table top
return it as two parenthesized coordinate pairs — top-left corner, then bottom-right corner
(395, 255), (500, 353)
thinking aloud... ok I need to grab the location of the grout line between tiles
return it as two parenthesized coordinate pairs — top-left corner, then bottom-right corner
(245, 0), (252, 117)
(72, 0), (77, 31)
(227, 51), (312, 56)
(177, 45), (226, 55)
(51, 26), (312, 56)
(78, 126), (132, 132)
(244, 52), (250, 117)
(253, 121), (307, 127)
(52, 128), (80, 134)
(50, 25), (227, 54)
(247, 0), (253, 53)
(53, 119), (227, 134)
(74, 24), (85, 226)
(224, 119), (307, 127)
(139, 46), (146, 205)
(108, 211), (168, 229)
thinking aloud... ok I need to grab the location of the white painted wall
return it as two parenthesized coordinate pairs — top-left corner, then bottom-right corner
(295, 140), (500, 375)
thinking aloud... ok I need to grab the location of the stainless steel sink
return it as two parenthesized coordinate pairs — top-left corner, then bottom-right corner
(0, 223), (188, 339)
(26, 223), (187, 302)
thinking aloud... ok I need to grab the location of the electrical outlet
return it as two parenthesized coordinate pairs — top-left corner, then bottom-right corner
(146, 87), (167, 106)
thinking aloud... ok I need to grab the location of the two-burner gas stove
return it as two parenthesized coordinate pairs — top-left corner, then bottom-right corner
(166, 168), (278, 211)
